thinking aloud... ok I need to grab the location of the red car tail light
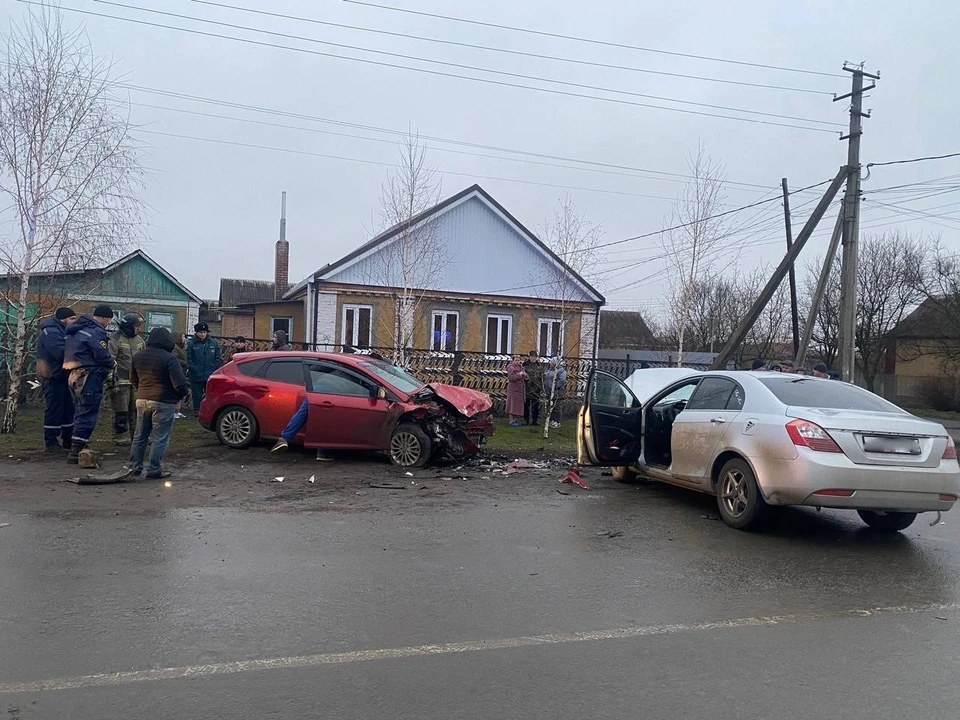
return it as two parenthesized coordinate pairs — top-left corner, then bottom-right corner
(812, 488), (855, 497)
(786, 419), (842, 453)
(940, 494), (958, 503)
(942, 438), (957, 460)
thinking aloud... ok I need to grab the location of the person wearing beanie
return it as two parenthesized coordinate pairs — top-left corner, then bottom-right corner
(186, 322), (222, 413)
(225, 335), (251, 363)
(812, 362), (830, 379)
(62, 305), (117, 463)
(36, 307), (78, 451)
(750, 358), (766, 371)
(125, 327), (189, 479)
(107, 313), (146, 445)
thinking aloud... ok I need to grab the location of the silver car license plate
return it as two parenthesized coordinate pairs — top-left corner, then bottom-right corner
(862, 435), (921, 455)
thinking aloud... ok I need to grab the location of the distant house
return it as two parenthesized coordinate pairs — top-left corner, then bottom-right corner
(285, 184), (605, 358)
(888, 297), (960, 405)
(598, 310), (654, 349)
(1, 249), (202, 335)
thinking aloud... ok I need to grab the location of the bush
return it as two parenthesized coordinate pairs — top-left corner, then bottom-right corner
(918, 376), (960, 412)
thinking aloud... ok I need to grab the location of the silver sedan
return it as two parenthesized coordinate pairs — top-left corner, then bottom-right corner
(578, 368), (960, 532)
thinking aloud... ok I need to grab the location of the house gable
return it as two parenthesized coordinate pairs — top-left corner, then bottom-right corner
(99, 251), (199, 303)
(308, 187), (603, 304)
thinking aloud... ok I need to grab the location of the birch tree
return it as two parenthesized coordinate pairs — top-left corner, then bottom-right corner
(366, 132), (445, 365)
(538, 196), (602, 439)
(0, 7), (144, 432)
(660, 144), (729, 366)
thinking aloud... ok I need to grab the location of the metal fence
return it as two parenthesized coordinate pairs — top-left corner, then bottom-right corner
(214, 337), (695, 404)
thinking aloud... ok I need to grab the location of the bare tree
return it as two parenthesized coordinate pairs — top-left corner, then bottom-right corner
(660, 143), (729, 366)
(537, 196), (602, 439)
(802, 230), (927, 390)
(364, 132), (444, 364)
(910, 241), (960, 371)
(0, 7), (144, 432)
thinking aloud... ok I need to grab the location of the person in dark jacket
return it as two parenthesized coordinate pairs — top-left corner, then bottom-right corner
(186, 322), (222, 412)
(62, 305), (116, 463)
(37, 307), (78, 451)
(271, 330), (292, 351)
(126, 327), (189, 479)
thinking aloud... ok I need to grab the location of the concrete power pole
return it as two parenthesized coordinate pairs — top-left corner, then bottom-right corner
(781, 178), (800, 357)
(835, 64), (879, 382)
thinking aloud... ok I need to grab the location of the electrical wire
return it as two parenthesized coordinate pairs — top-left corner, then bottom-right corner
(37, 2), (842, 133)
(866, 152), (960, 169)
(342, 0), (843, 79)
(136, 129), (685, 200)
(94, 1), (842, 128)
(191, 0), (833, 97)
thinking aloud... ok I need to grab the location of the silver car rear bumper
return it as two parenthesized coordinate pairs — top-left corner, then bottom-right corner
(751, 451), (960, 513)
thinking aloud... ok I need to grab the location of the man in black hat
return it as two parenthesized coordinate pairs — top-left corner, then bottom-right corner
(62, 305), (116, 463)
(186, 322), (222, 413)
(37, 307), (78, 451)
(126, 327), (190, 479)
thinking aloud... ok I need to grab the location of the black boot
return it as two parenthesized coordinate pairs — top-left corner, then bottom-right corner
(66, 440), (86, 464)
(113, 413), (130, 445)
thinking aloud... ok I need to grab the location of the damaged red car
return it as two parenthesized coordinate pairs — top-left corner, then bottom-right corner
(198, 351), (495, 467)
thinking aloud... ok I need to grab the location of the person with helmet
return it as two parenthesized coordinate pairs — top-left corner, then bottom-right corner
(107, 312), (147, 444)
(62, 305), (117, 463)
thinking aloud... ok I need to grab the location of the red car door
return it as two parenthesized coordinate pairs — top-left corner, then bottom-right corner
(252, 358), (308, 438)
(302, 360), (392, 449)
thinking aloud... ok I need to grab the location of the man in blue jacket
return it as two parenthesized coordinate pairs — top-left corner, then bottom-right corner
(186, 322), (222, 413)
(36, 307), (78, 451)
(62, 305), (117, 463)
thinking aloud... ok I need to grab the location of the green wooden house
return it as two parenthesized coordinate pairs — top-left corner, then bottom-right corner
(2, 249), (202, 336)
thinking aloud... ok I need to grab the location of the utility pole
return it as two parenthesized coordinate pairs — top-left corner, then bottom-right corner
(834, 63), (879, 382)
(781, 178), (800, 357)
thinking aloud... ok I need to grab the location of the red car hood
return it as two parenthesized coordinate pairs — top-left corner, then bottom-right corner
(424, 384), (493, 418)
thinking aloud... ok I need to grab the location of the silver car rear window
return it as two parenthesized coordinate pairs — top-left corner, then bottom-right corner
(757, 376), (901, 412)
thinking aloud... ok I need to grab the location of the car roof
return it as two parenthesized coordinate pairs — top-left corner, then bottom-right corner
(232, 350), (378, 367)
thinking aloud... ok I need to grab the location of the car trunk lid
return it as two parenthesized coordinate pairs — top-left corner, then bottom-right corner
(785, 407), (950, 467)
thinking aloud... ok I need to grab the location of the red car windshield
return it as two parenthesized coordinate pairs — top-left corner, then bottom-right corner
(359, 359), (424, 395)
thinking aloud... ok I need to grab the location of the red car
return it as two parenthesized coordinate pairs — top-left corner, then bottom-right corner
(198, 351), (495, 467)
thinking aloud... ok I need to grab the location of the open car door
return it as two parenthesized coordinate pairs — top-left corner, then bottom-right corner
(578, 370), (645, 466)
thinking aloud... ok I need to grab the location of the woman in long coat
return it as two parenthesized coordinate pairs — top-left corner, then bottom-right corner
(506, 356), (528, 427)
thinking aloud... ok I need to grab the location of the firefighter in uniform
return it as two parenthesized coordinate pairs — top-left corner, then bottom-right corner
(62, 305), (116, 463)
(107, 312), (146, 444)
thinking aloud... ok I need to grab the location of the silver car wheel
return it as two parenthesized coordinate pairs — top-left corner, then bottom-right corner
(391, 431), (422, 467)
(221, 410), (252, 445)
(721, 469), (749, 519)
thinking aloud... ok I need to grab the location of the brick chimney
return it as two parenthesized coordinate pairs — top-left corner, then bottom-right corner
(275, 191), (288, 300)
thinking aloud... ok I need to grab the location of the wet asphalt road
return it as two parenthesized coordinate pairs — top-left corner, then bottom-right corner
(3, 462), (960, 719)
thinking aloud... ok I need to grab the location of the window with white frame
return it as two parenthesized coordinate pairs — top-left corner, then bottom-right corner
(538, 319), (563, 357)
(270, 316), (293, 339)
(485, 314), (512, 355)
(342, 305), (372, 348)
(431, 311), (459, 352)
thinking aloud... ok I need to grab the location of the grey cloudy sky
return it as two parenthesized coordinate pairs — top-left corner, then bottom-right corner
(3, 0), (958, 314)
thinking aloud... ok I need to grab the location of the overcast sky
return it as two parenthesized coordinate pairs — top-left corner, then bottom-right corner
(2, 0), (958, 316)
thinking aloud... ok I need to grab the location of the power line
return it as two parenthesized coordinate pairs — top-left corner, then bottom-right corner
(52, 1), (841, 133)
(136, 129), (688, 200)
(191, 0), (832, 97)
(866, 151), (960, 169)
(343, 1), (843, 79)
(96, 1), (841, 128)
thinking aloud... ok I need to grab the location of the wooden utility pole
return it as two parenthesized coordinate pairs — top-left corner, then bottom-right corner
(781, 178), (800, 356)
(795, 210), (843, 368)
(710, 168), (847, 370)
(834, 63), (879, 382)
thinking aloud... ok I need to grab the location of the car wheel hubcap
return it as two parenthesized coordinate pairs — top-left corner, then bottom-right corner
(721, 469), (749, 518)
(391, 432), (421, 466)
(221, 411), (251, 445)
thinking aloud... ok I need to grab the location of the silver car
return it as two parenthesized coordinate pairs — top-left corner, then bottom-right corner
(577, 368), (960, 532)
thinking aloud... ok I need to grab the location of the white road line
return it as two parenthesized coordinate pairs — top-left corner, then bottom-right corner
(1, 601), (956, 695)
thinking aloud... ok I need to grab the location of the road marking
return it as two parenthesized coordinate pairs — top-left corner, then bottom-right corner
(1, 601), (956, 695)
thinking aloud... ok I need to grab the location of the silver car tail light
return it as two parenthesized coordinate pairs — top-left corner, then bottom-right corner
(786, 419), (842, 453)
